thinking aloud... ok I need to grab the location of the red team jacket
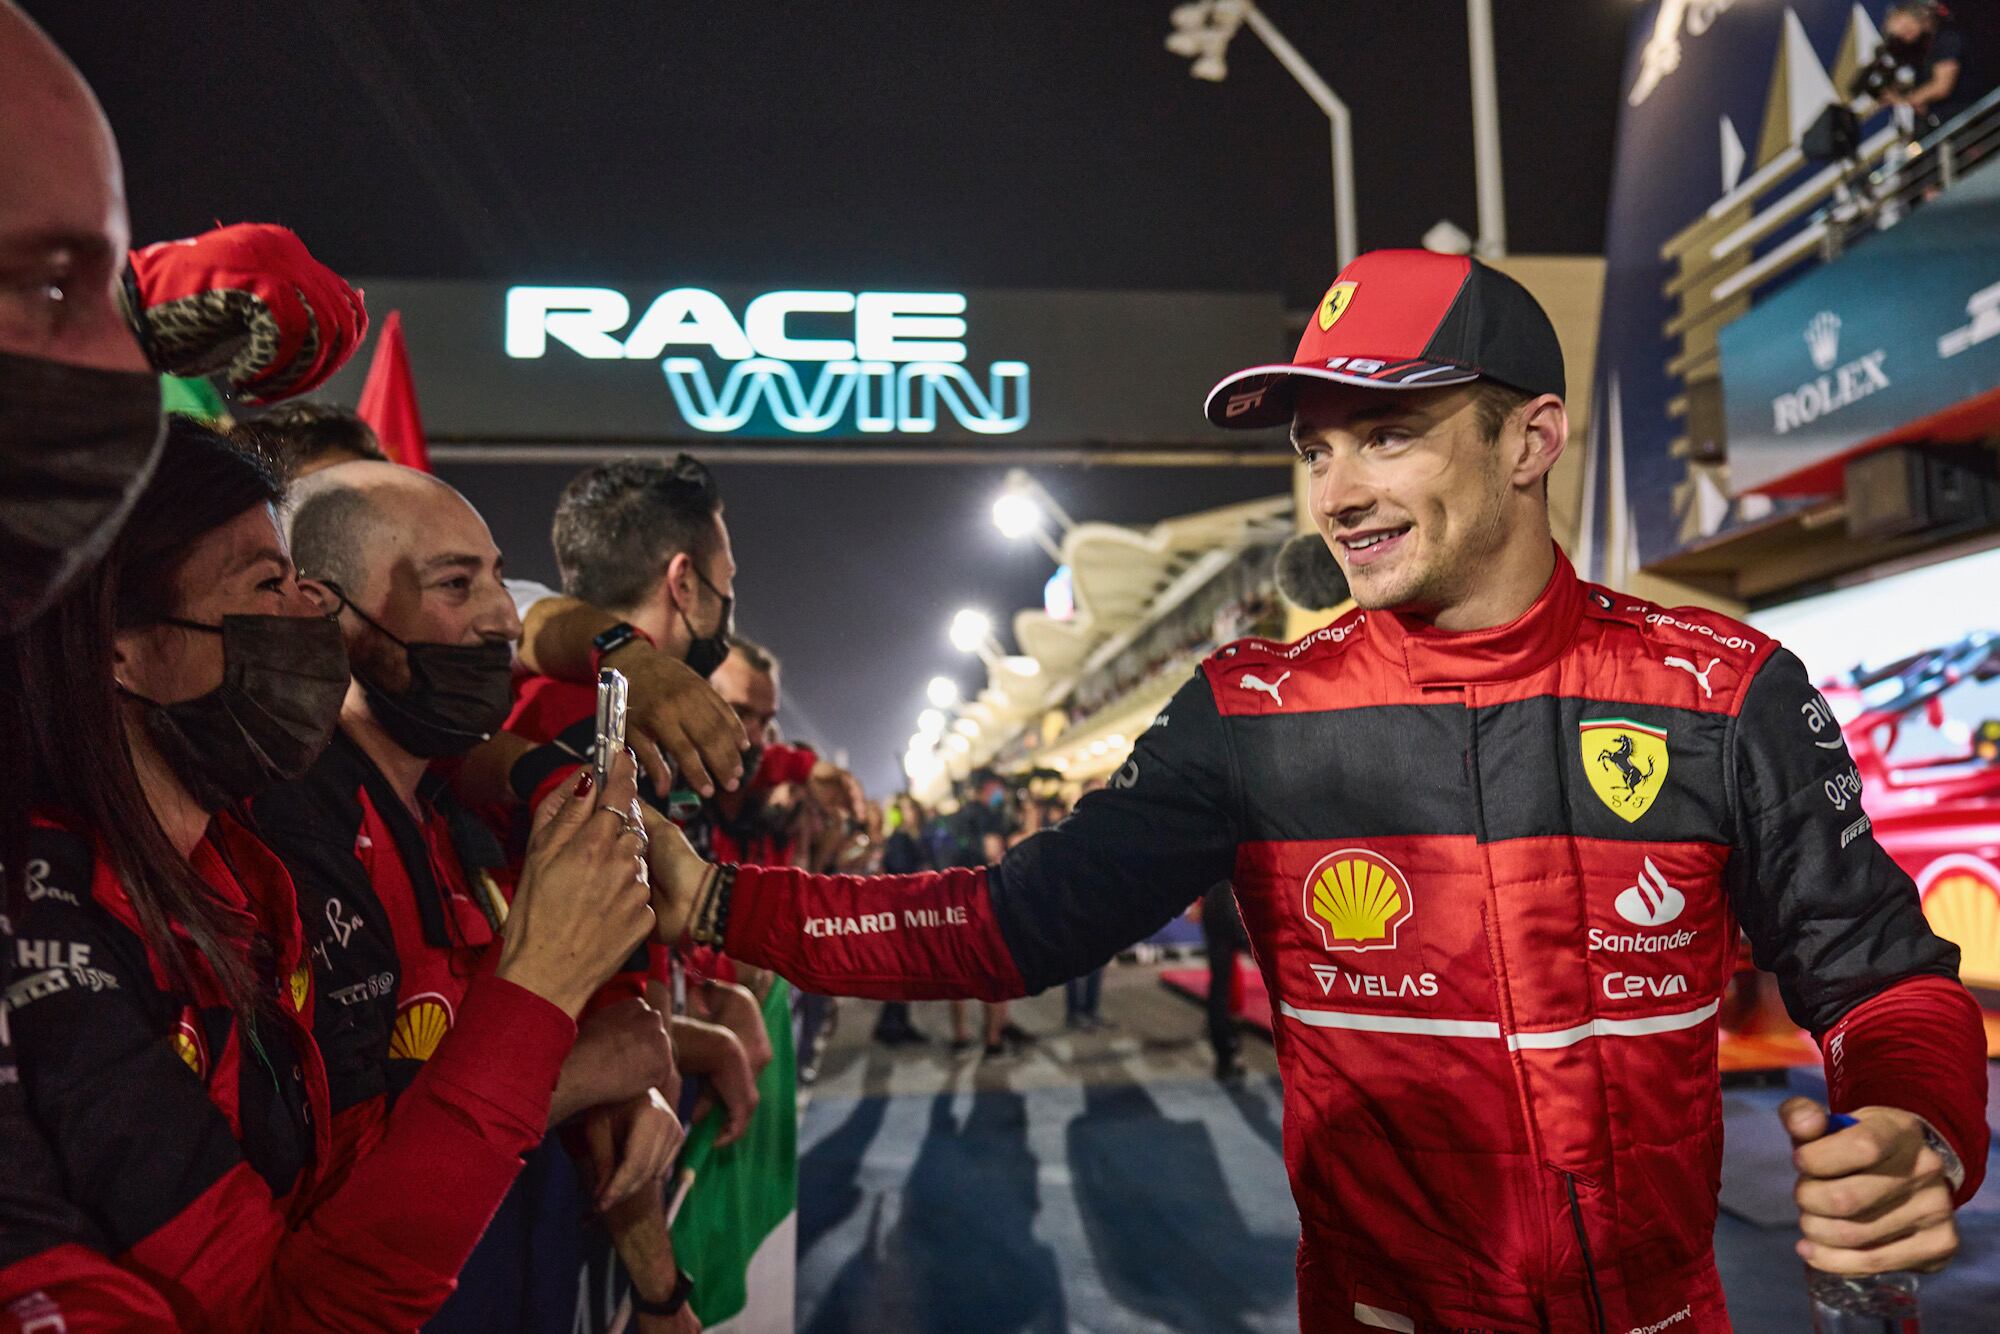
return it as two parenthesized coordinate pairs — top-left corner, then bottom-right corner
(703, 553), (1989, 1333)
(3, 809), (576, 1332)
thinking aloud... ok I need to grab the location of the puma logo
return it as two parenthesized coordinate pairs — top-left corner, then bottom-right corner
(1664, 655), (1720, 698)
(1238, 671), (1291, 706)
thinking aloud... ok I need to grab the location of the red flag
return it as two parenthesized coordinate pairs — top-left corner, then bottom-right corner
(355, 310), (432, 473)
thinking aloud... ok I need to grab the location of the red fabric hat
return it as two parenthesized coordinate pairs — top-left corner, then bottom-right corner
(1205, 249), (1565, 429)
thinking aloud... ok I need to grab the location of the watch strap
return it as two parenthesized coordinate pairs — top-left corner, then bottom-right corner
(591, 621), (651, 669)
(631, 1267), (694, 1317)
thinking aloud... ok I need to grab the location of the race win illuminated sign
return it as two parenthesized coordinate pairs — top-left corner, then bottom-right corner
(505, 287), (1029, 436)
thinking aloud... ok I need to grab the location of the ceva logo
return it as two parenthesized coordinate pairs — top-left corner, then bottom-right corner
(1615, 858), (1686, 927)
(505, 287), (1029, 437)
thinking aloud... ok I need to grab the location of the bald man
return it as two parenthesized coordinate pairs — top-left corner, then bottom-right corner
(0, 8), (181, 1329)
(0, 0), (162, 632)
(254, 464), (700, 1331)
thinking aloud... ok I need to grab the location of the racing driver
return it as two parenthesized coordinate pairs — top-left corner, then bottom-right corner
(646, 250), (1990, 1333)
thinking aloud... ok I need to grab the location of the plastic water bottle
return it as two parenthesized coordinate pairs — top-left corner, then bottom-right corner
(1806, 1114), (1921, 1333)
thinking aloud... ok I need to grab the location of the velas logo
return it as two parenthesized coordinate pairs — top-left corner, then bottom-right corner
(389, 992), (455, 1063)
(1316, 281), (1357, 332)
(1581, 718), (1669, 823)
(1303, 848), (1413, 953)
(505, 287), (1029, 437)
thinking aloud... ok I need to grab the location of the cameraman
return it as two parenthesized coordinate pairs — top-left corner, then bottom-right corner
(1871, 3), (1983, 129)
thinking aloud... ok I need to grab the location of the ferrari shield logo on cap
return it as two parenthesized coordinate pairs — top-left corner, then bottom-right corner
(1316, 281), (1357, 331)
(1580, 718), (1669, 823)
(1303, 848), (1412, 952)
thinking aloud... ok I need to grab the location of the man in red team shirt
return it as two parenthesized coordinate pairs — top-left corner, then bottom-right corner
(260, 461), (696, 1329)
(647, 252), (1990, 1332)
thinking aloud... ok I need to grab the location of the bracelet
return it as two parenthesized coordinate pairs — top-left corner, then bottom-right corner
(690, 864), (737, 946)
(631, 1267), (694, 1317)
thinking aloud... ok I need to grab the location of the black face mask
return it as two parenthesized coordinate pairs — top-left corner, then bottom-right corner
(680, 566), (735, 680)
(332, 587), (516, 759)
(126, 613), (352, 811)
(0, 349), (167, 632)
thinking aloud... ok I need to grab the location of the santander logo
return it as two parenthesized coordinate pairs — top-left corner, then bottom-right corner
(1615, 858), (1686, 927)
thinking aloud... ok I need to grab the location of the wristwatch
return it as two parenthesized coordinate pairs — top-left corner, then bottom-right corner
(632, 1267), (694, 1318)
(591, 621), (650, 668)
(1916, 1116), (1966, 1193)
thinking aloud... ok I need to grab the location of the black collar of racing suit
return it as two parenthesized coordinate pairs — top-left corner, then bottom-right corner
(331, 729), (509, 947)
(1367, 542), (1586, 687)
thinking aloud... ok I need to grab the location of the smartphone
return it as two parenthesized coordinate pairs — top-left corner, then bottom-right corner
(593, 667), (628, 795)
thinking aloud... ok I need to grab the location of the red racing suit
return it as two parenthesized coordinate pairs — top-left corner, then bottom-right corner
(704, 552), (1989, 1333)
(4, 810), (576, 1331)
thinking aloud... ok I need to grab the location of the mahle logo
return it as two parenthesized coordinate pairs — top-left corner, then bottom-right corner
(1303, 848), (1413, 953)
(506, 287), (1029, 437)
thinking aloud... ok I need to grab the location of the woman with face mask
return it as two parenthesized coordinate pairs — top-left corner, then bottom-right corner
(1, 418), (657, 1332)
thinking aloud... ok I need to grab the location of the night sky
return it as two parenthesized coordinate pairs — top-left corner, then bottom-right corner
(36, 1), (1633, 792)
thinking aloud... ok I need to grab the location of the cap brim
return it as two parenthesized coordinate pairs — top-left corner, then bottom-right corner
(1204, 360), (1482, 430)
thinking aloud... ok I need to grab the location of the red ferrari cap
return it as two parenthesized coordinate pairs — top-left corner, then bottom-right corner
(1205, 249), (1566, 429)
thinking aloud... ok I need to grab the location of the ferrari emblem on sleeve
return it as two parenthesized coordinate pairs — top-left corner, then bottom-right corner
(1581, 718), (1669, 823)
(288, 962), (311, 1013)
(1317, 281), (1357, 331)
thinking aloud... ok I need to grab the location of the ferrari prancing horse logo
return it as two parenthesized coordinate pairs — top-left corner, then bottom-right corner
(1317, 281), (1357, 331)
(1581, 718), (1669, 823)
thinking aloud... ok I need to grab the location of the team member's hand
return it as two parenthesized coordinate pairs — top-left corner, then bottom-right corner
(580, 1088), (684, 1212)
(127, 223), (367, 402)
(1783, 1098), (1960, 1275)
(670, 1015), (759, 1147)
(549, 996), (677, 1125)
(640, 806), (712, 945)
(689, 979), (772, 1079)
(496, 751), (656, 1018)
(603, 639), (747, 799)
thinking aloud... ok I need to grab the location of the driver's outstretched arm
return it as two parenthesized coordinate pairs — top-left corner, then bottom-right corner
(688, 672), (1243, 1000)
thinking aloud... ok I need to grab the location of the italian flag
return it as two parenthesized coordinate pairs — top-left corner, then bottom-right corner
(670, 979), (798, 1331)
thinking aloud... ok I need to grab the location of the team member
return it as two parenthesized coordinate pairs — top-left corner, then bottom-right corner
(0, 0), (364, 633)
(1, 8), (363, 1324)
(648, 252), (1991, 1332)
(505, 458), (771, 1116)
(259, 460), (693, 1329)
(5, 419), (654, 1330)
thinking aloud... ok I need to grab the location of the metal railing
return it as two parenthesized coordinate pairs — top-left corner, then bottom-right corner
(1647, 82), (2000, 550)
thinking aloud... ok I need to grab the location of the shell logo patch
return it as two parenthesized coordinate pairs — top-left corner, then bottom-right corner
(1916, 855), (2000, 988)
(1317, 281), (1357, 331)
(1303, 848), (1413, 953)
(172, 1012), (208, 1080)
(1581, 718), (1669, 823)
(389, 993), (455, 1063)
(288, 963), (311, 1013)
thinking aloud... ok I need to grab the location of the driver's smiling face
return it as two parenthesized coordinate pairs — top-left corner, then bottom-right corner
(1291, 380), (1514, 617)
